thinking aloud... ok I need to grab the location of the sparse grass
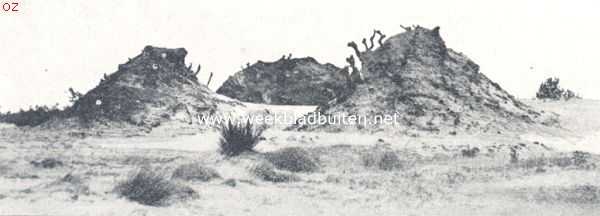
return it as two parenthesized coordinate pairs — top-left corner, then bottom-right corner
(115, 167), (198, 206)
(461, 147), (480, 158)
(265, 147), (319, 173)
(517, 151), (596, 171)
(510, 147), (519, 164)
(250, 162), (300, 183)
(30, 158), (64, 169)
(573, 151), (592, 167)
(171, 164), (221, 182)
(50, 173), (90, 196)
(530, 184), (600, 204)
(218, 120), (264, 157)
(362, 150), (403, 171)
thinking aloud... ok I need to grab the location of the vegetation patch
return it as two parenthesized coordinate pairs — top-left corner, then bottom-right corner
(461, 147), (480, 158)
(171, 164), (221, 182)
(361, 150), (403, 171)
(250, 162), (300, 183)
(528, 184), (600, 204)
(536, 77), (580, 100)
(30, 158), (64, 169)
(218, 120), (264, 157)
(518, 151), (596, 170)
(0, 105), (65, 127)
(115, 167), (198, 206)
(264, 147), (319, 173)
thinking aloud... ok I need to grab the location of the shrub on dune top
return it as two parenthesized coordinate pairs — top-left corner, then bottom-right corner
(218, 120), (265, 157)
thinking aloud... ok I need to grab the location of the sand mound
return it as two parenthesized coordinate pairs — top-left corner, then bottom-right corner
(217, 56), (348, 105)
(46, 46), (242, 129)
(291, 26), (556, 134)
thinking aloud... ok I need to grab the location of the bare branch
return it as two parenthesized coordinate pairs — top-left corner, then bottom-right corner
(375, 30), (386, 47)
(368, 30), (377, 50)
(207, 72), (214, 86)
(347, 41), (361, 58)
(361, 38), (369, 51)
(400, 25), (411, 31)
(194, 64), (202, 76)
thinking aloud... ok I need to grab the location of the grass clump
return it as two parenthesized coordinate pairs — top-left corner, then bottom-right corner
(532, 184), (600, 204)
(30, 158), (64, 169)
(115, 167), (197, 206)
(362, 150), (403, 171)
(218, 120), (265, 157)
(520, 151), (596, 170)
(265, 147), (319, 173)
(461, 147), (480, 158)
(250, 162), (300, 183)
(171, 164), (221, 182)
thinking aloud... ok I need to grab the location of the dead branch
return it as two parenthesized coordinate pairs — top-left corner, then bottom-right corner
(375, 30), (386, 47)
(347, 41), (361, 58)
(361, 38), (369, 51)
(207, 72), (213, 86)
(194, 64), (201, 76)
(368, 30), (377, 50)
(400, 25), (411, 31)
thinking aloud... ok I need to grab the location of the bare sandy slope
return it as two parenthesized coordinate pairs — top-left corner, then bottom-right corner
(0, 100), (599, 216)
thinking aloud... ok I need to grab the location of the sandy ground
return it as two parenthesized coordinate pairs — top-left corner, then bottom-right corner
(0, 100), (599, 215)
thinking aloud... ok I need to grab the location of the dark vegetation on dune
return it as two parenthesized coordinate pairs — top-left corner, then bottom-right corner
(290, 26), (557, 133)
(1, 46), (238, 128)
(0, 25), (564, 134)
(0, 105), (66, 127)
(536, 77), (581, 101)
(217, 56), (349, 105)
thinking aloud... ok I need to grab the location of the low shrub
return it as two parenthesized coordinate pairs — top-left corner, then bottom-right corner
(533, 184), (600, 204)
(518, 151), (595, 170)
(218, 120), (265, 157)
(0, 105), (65, 127)
(30, 158), (64, 169)
(572, 151), (592, 167)
(510, 147), (519, 164)
(171, 164), (221, 182)
(362, 150), (403, 171)
(535, 77), (581, 100)
(115, 167), (198, 206)
(265, 147), (319, 173)
(461, 147), (480, 158)
(250, 162), (299, 183)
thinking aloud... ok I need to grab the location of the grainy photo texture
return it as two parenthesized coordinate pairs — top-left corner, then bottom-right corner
(1, 1), (600, 215)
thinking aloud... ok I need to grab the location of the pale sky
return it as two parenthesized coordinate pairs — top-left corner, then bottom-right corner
(1, 0), (599, 112)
